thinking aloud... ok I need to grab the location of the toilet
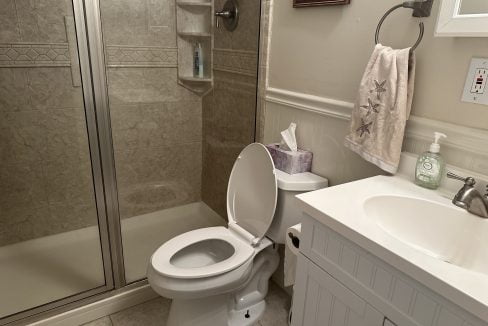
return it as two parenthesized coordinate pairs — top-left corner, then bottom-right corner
(147, 143), (328, 326)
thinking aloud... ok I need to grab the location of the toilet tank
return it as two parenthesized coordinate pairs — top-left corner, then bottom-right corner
(266, 170), (328, 244)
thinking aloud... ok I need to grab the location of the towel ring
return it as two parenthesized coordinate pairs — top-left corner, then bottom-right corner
(375, 3), (425, 52)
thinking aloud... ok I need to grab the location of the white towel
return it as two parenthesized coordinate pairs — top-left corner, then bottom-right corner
(344, 44), (416, 174)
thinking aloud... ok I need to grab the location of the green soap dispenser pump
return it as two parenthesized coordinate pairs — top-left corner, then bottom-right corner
(415, 132), (447, 189)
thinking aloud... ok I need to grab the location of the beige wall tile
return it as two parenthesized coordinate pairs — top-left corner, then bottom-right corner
(0, 107), (98, 245)
(0, 205), (51, 246)
(107, 68), (198, 105)
(214, 0), (260, 51)
(0, 162), (48, 212)
(0, 67), (96, 245)
(44, 158), (95, 206)
(45, 107), (91, 162)
(14, 0), (71, 43)
(28, 68), (83, 109)
(100, 0), (176, 47)
(0, 68), (31, 112)
(0, 0), (20, 43)
(115, 142), (202, 219)
(0, 110), (47, 165)
(202, 136), (243, 218)
(47, 201), (98, 234)
(111, 100), (202, 151)
(202, 0), (261, 216)
(202, 72), (259, 217)
(101, 0), (205, 220)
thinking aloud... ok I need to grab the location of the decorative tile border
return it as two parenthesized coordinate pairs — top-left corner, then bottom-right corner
(0, 43), (179, 69)
(213, 48), (258, 76)
(0, 43), (70, 67)
(105, 45), (178, 67)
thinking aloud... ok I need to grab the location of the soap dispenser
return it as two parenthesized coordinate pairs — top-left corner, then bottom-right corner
(415, 132), (447, 189)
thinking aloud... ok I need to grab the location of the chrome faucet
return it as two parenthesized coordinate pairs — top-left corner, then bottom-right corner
(447, 172), (488, 218)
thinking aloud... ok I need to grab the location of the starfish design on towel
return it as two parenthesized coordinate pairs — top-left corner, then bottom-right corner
(360, 98), (380, 117)
(371, 80), (387, 100)
(357, 119), (372, 137)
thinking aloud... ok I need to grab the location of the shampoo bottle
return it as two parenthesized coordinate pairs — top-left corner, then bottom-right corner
(193, 42), (204, 78)
(415, 132), (447, 190)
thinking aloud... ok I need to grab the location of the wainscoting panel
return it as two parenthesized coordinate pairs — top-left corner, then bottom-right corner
(264, 87), (488, 177)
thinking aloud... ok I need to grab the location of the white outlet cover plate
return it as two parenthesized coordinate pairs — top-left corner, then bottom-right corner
(462, 57), (488, 105)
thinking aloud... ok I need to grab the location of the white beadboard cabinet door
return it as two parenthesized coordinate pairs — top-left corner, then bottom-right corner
(292, 254), (385, 326)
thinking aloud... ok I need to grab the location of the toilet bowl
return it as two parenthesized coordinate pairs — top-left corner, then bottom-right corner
(148, 143), (328, 326)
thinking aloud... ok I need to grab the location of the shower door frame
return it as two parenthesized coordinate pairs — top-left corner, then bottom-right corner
(0, 0), (125, 324)
(82, 0), (126, 288)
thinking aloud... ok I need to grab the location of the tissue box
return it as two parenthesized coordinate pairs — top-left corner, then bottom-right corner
(265, 143), (313, 174)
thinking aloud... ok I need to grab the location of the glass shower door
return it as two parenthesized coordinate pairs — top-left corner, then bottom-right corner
(0, 0), (113, 322)
(97, 0), (226, 284)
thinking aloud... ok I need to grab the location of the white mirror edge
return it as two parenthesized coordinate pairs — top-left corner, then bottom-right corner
(436, 0), (488, 37)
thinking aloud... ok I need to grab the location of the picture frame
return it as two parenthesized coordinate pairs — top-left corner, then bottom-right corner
(293, 0), (350, 8)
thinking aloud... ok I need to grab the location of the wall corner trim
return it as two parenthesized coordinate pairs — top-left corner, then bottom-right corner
(265, 87), (488, 157)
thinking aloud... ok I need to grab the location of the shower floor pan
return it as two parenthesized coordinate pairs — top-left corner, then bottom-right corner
(0, 202), (224, 319)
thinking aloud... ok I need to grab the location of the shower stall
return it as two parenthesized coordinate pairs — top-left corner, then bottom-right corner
(0, 0), (262, 323)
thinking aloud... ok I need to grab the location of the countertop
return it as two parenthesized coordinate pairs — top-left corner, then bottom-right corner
(296, 174), (488, 323)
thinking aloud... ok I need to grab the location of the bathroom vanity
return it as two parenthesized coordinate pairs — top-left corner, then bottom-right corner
(291, 155), (488, 326)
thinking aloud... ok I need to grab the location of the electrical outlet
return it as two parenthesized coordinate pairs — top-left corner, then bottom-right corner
(462, 58), (488, 105)
(470, 68), (488, 94)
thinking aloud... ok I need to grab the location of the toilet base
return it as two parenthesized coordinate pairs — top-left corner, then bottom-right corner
(165, 246), (279, 326)
(167, 295), (266, 326)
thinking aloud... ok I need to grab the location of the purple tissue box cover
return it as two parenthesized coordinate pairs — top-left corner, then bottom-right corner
(265, 143), (313, 174)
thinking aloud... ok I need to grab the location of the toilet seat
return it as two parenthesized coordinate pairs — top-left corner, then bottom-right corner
(151, 227), (255, 279)
(149, 143), (278, 286)
(227, 143), (278, 242)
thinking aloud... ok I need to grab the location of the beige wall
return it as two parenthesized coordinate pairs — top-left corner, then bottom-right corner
(263, 0), (488, 186)
(268, 0), (488, 130)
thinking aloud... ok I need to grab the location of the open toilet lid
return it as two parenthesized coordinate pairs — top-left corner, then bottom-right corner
(227, 143), (278, 241)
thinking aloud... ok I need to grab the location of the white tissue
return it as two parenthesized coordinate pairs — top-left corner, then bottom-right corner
(284, 223), (301, 287)
(280, 123), (298, 152)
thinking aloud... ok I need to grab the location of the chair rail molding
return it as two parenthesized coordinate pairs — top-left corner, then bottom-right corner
(265, 87), (488, 158)
(266, 87), (354, 121)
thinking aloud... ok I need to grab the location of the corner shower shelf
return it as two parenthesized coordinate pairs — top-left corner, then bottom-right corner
(178, 32), (211, 38)
(176, 0), (213, 94)
(179, 76), (212, 83)
(177, 2), (212, 8)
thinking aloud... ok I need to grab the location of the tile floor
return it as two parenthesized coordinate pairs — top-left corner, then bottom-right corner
(81, 282), (291, 326)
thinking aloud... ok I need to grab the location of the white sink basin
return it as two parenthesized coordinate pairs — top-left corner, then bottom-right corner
(364, 195), (488, 275)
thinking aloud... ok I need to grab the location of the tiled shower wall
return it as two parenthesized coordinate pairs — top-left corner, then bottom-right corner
(0, 0), (98, 246)
(100, 0), (203, 219)
(0, 0), (262, 245)
(202, 0), (261, 217)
